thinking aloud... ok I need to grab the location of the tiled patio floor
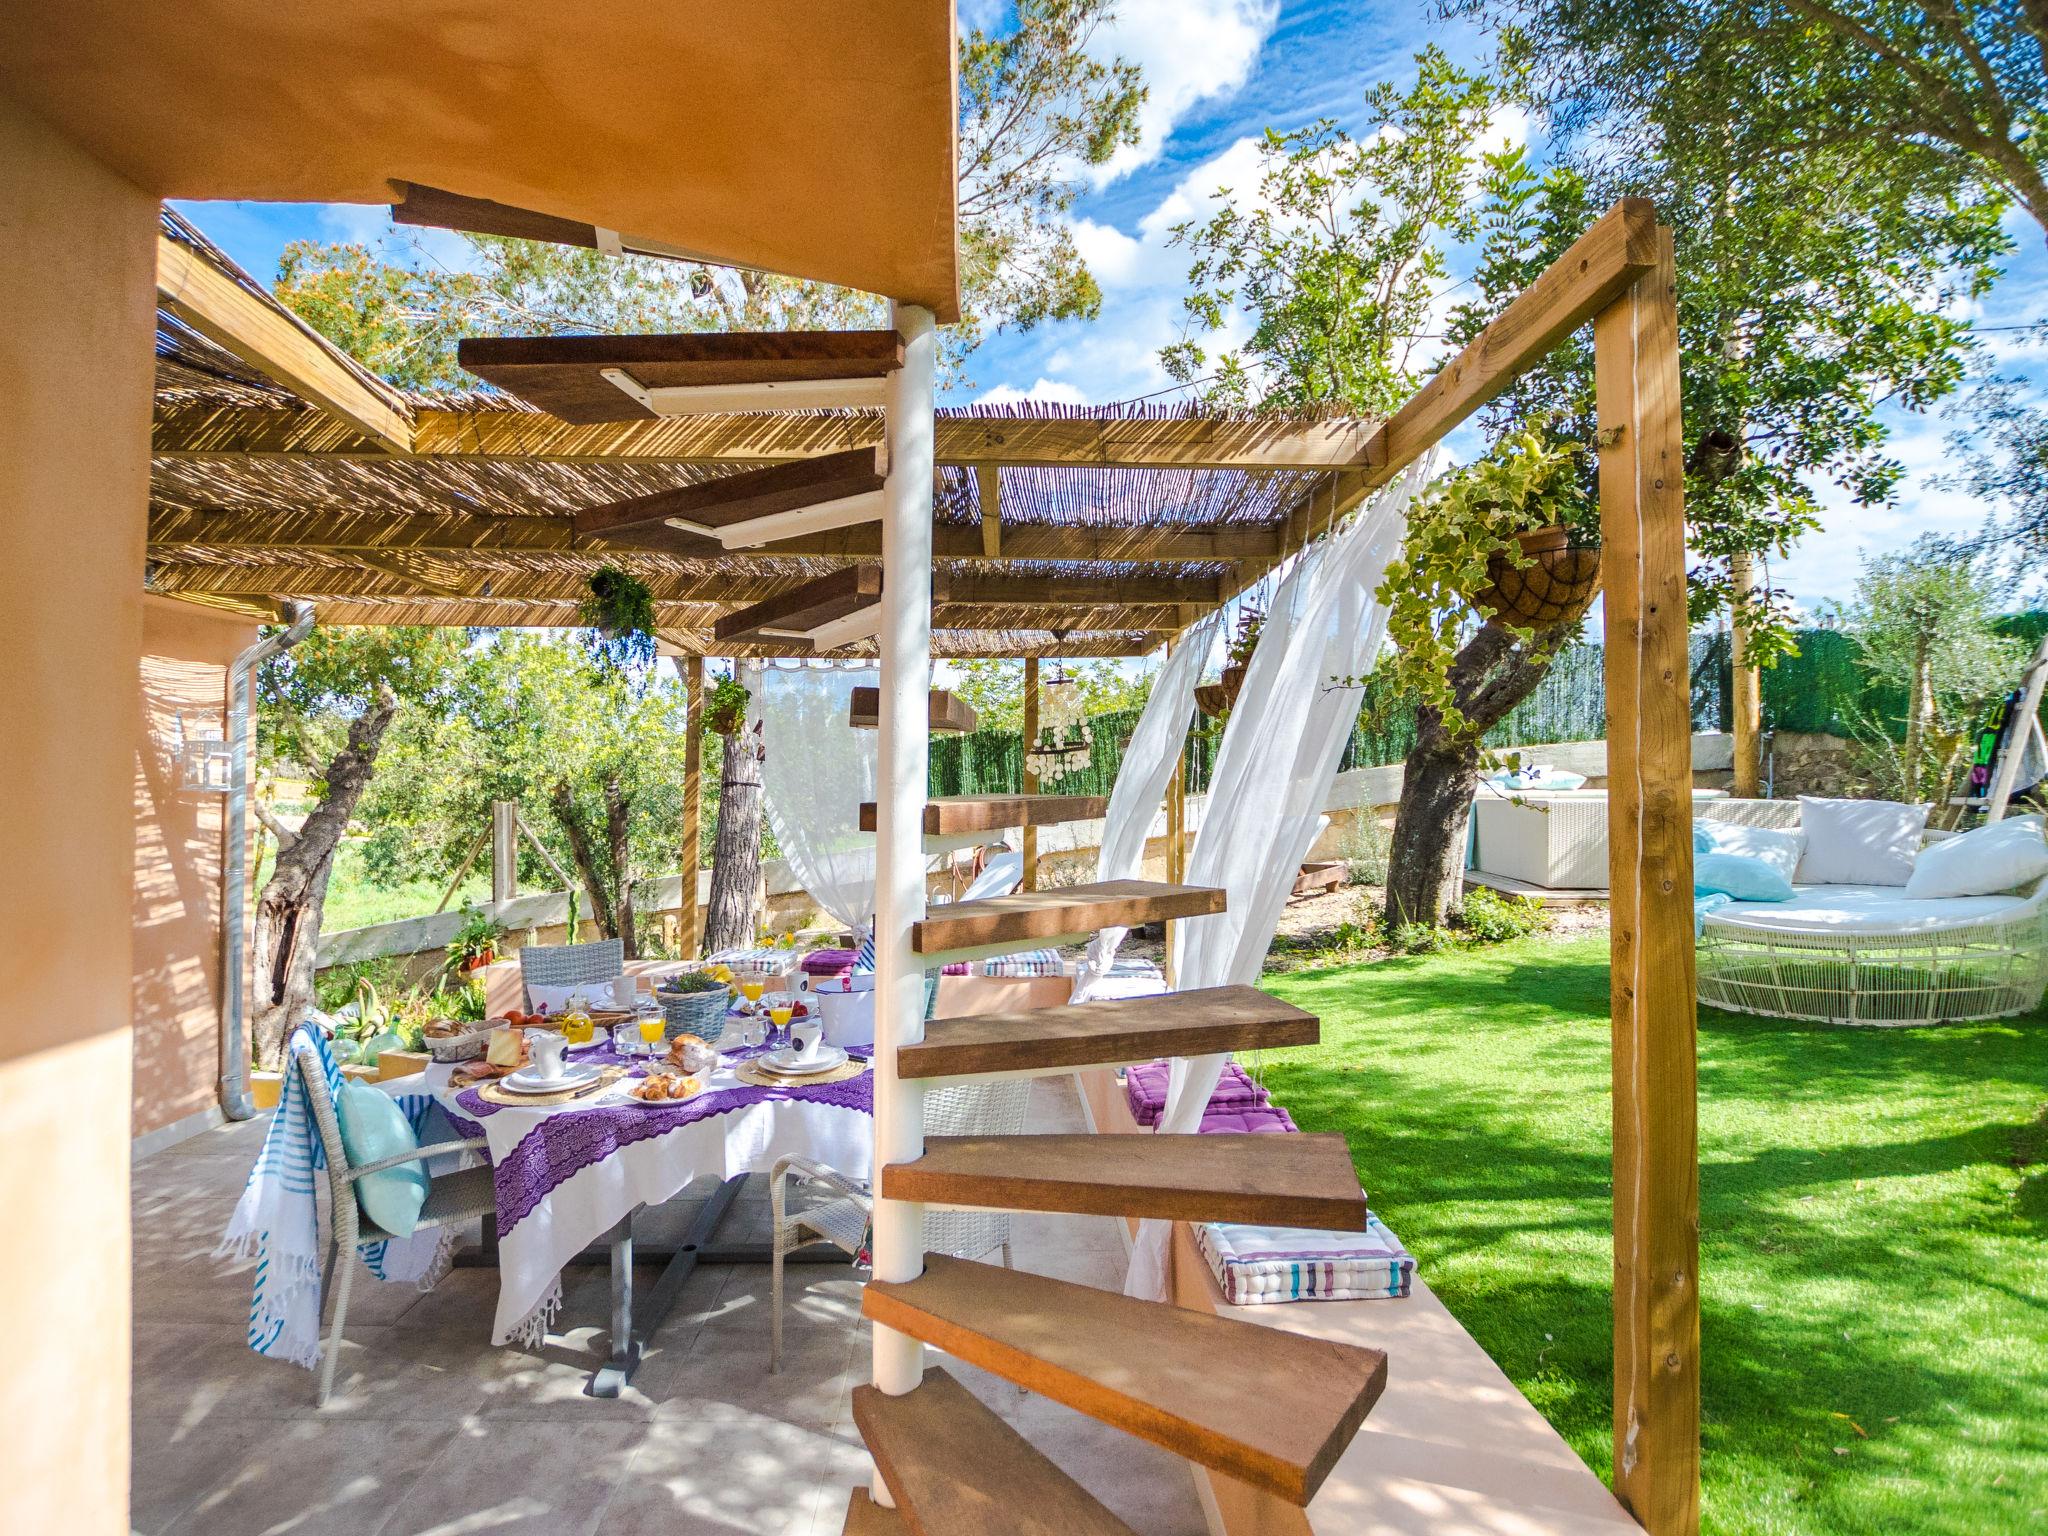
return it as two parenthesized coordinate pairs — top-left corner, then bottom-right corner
(131, 1076), (1207, 1536)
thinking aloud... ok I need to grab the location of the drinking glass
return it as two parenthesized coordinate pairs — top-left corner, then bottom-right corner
(740, 978), (765, 1011)
(636, 1011), (665, 1057)
(767, 1002), (794, 1051)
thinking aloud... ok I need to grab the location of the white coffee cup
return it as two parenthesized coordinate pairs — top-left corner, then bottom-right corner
(610, 974), (638, 1009)
(792, 1020), (824, 1061)
(528, 1031), (570, 1080)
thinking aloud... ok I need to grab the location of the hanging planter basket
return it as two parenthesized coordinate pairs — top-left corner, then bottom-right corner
(1476, 525), (1601, 628)
(1194, 682), (1233, 719)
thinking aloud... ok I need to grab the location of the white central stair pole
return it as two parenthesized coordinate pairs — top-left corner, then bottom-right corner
(871, 299), (935, 1419)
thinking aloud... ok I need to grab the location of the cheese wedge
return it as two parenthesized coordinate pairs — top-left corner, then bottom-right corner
(486, 1027), (525, 1068)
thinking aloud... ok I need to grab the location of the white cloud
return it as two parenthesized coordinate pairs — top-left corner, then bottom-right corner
(1089, 0), (1281, 184)
(977, 377), (1096, 408)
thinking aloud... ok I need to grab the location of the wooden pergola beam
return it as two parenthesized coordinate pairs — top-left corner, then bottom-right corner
(151, 402), (1374, 470)
(712, 565), (882, 645)
(155, 235), (414, 456)
(575, 446), (887, 540)
(142, 557), (1230, 610)
(148, 507), (1281, 564)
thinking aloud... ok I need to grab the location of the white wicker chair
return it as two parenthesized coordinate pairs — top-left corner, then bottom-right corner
(1693, 801), (2048, 1025)
(297, 1045), (493, 1406)
(767, 1076), (1032, 1371)
(518, 937), (625, 1011)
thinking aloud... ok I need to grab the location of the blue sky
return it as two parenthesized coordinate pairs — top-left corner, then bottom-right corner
(178, 0), (2047, 614)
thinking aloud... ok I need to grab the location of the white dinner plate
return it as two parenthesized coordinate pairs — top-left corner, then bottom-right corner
(757, 1044), (848, 1076)
(501, 1063), (604, 1095)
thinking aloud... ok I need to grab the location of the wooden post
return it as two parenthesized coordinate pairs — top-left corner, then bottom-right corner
(1728, 549), (1760, 797)
(1594, 226), (1700, 1536)
(1021, 655), (1040, 891)
(490, 799), (519, 908)
(680, 655), (704, 959)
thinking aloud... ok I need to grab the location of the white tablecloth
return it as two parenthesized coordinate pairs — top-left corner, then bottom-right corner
(430, 1045), (874, 1344)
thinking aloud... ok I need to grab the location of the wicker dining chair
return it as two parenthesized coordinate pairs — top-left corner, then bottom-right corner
(518, 937), (625, 1011)
(767, 1075), (1033, 1371)
(297, 1049), (495, 1407)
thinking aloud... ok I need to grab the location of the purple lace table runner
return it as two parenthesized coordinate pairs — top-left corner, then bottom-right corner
(444, 1042), (871, 1237)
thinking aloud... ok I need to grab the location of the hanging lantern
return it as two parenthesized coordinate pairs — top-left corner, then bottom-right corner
(1026, 666), (1093, 784)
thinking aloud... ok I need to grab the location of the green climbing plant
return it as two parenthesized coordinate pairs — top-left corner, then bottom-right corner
(1368, 427), (1592, 742)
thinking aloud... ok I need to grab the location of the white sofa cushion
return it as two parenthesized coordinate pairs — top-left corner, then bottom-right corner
(1795, 797), (1928, 886)
(1695, 818), (1805, 882)
(1704, 884), (2037, 936)
(1904, 815), (2048, 899)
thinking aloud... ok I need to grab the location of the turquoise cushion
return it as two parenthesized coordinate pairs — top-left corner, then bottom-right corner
(1694, 850), (1794, 903)
(336, 1080), (429, 1237)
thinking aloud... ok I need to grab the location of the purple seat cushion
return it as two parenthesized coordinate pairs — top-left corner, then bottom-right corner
(1124, 1059), (1267, 1128)
(801, 948), (858, 977)
(1198, 1102), (1299, 1135)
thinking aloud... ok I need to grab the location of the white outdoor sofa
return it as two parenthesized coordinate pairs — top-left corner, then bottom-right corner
(1693, 800), (2048, 1027)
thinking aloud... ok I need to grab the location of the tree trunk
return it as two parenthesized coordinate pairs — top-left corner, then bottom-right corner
(704, 718), (765, 954)
(249, 685), (399, 1070)
(549, 777), (636, 955)
(1904, 636), (1934, 800)
(1385, 615), (1589, 927)
(1385, 721), (1486, 929)
(604, 776), (637, 958)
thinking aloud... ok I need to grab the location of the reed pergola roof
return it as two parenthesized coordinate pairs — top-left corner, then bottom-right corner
(147, 211), (1381, 658)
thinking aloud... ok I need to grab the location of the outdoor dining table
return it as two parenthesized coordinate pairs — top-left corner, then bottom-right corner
(428, 1029), (873, 1397)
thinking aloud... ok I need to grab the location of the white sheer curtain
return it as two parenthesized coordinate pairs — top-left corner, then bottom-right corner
(1071, 610), (1227, 1000)
(1124, 460), (1430, 1299)
(758, 664), (878, 932)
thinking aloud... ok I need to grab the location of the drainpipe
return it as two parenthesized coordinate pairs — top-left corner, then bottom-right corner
(219, 601), (314, 1119)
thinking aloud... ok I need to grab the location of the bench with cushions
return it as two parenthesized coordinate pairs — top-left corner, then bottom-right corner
(1695, 798), (2048, 1025)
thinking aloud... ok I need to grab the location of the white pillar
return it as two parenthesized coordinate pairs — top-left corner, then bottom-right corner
(870, 301), (935, 1404)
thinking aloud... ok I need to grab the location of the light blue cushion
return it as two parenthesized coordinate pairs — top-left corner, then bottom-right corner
(337, 1080), (428, 1237)
(1694, 850), (1794, 903)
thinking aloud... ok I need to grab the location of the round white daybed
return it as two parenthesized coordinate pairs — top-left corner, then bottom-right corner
(1697, 877), (2048, 1026)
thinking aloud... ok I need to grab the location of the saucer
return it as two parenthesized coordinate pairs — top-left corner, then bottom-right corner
(757, 1044), (848, 1076)
(501, 1063), (603, 1094)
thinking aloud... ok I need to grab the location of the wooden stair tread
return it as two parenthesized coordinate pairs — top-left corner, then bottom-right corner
(866, 1256), (1388, 1505)
(911, 880), (1225, 956)
(838, 1489), (905, 1535)
(897, 985), (1317, 1079)
(458, 330), (902, 424)
(849, 686), (978, 734)
(858, 793), (1111, 836)
(851, 1366), (1139, 1536)
(882, 1132), (1367, 1230)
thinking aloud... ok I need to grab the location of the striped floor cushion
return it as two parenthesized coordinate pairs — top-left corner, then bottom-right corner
(1195, 1214), (1414, 1305)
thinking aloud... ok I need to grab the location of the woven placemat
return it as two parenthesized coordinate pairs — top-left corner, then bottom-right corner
(474, 1065), (627, 1107)
(735, 1058), (867, 1089)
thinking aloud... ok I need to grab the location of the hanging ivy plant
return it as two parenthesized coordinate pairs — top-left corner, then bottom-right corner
(1364, 426), (1594, 742)
(702, 671), (750, 736)
(578, 565), (657, 675)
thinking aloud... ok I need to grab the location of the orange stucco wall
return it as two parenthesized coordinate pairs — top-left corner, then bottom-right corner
(133, 596), (257, 1139)
(0, 91), (157, 1534)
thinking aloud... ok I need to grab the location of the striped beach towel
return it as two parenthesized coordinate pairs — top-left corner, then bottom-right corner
(217, 1022), (451, 1368)
(1195, 1214), (1415, 1305)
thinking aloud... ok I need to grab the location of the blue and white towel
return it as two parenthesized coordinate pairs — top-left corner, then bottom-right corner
(1695, 891), (1734, 936)
(216, 1022), (451, 1369)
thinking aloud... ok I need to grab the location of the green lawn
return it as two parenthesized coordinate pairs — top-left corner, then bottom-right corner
(1260, 933), (2047, 1536)
(258, 841), (492, 933)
